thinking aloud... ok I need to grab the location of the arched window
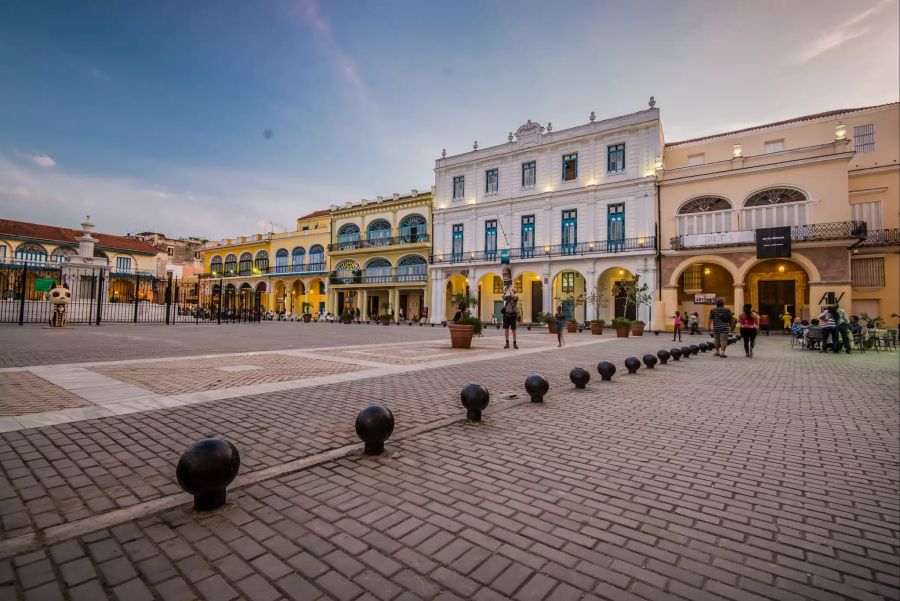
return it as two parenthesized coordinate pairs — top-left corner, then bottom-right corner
(364, 257), (391, 282)
(335, 259), (360, 271)
(274, 249), (289, 273)
(291, 246), (306, 271)
(210, 256), (223, 275)
(224, 254), (237, 275)
(333, 259), (360, 284)
(50, 247), (76, 263)
(676, 196), (733, 235)
(367, 219), (392, 246)
(743, 187), (808, 229)
(14, 243), (47, 264)
(238, 252), (253, 276)
(254, 250), (269, 273)
(308, 245), (324, 271)
(338, 223), (360, 249)
(399, 214), (427, 243)
(397, 255), (427, 281)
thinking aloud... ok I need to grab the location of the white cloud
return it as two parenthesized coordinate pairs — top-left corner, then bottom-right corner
(20, 152), (57, 168)
(796, 0), (894, 63)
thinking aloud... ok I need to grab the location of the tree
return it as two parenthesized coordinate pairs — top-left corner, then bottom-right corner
(584, 290), (608, 321)
(614, 275), (652, 322)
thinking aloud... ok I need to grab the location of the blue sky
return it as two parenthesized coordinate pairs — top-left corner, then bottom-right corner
(1, 0), (897, 239)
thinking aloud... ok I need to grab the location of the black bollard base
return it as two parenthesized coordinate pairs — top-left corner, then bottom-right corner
(530, 395), (543, 403)
(194, 490), (226, 512)
(364, 441), (385, 455)
(466, 408), (482, 422)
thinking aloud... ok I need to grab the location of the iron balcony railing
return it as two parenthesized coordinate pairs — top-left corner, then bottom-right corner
(859, 228), (900, 247)
(328, 233), (430, 252)
(431, 236), (656, 264)
(670, 221), (868, 250)
(328, 268), (427, 285)
(206, 263), (327, 278)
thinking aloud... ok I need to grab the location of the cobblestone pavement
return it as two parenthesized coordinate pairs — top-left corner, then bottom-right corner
(0, 329), (898, 600)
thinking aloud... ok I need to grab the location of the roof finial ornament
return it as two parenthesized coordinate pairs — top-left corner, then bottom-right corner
(648, 96), (656, 108)
(473, 140), (478, 150)
(589, 111), (596, 122)
(441, 148), (446, 158)
(508, 132), (514, 143)
(546, 122), (552, 132)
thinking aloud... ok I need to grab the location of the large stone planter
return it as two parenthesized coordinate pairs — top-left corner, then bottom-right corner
(547, 323), (557, 334)
(631, 323), (645, 336)
(449, 324), (474, 349)
(615, 324), (631, 338)
(590, 323), (604, 335)
(302, 314), (311, 323)
(566, 322), (578, 333)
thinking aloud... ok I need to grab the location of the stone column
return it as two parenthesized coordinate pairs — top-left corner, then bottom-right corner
(542, 265), (552, 317)
(359, 289), (368, 319)
(430, 269), (444, 323)
(733, 283), (744, 314)
(660, 285), (679, 331)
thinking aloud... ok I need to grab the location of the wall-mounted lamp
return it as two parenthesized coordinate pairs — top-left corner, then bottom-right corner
(835, 122), (847, 141)
(778, 264), (786, 273)
(732, 144), (743, 158)
(618, 269), (625, 276)
(703, 267), (711, 275)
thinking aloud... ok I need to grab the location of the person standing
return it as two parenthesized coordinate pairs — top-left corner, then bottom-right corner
(672, 311), (683, 342)
(834, 304), (852, 354)
(818, 306), (837, 353)
(688, 312), (700, 335)
(739, 303), (759, 358)
(554, 305), (566, 347)
(707, 299), (734, 358)
(502, 284), (518, 349)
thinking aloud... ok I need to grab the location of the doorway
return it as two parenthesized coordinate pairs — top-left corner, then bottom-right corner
(531, 281), (543, 321)
(613, 281), (637, 320)
(399, 293), (408, 319)
(757, 280), (795, 330)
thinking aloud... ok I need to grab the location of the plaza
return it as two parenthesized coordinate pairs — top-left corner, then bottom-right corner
(0, 322), (897, 600)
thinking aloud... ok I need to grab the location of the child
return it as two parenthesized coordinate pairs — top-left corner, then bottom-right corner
(673, 311), (683, 342)
(554, 306), (566, 347)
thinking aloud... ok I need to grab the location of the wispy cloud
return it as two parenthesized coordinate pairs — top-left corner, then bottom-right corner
(18, 152), (57, 168)
(796, 0), (894, 63)
(89, 65), (109, 81)
(286, 0), (367, 95)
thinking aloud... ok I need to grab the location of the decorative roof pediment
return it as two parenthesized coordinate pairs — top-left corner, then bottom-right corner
(515, 119), (544, 141)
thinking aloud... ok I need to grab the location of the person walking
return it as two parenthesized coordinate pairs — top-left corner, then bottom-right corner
(688, 312), (700, 335)
(502, 284), (518, 349)
(554, 305), (566, 347)
(834, 304), (852, 354)
(707, 299), (734, 358)
(672, 311), (683, 342)
(739, 303), (759, 358)
(818, 306), (837, 353)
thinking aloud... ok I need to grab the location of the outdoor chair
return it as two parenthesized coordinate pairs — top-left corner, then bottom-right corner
(805, 331), (822, 350)
(853, 333), (867, 353)
(790, 333), (805, 350)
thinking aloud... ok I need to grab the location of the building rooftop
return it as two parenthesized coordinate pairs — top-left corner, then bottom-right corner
(0, 218), (159, 254)
(666, 102), (899, 147)
(297, 209), (331, 221)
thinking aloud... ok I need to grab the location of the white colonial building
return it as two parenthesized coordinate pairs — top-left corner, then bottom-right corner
(429, 101), (662, 326)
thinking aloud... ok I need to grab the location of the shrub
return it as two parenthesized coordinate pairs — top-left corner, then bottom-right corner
(456, 314), (483, 335)
(611, 317), (633, 327)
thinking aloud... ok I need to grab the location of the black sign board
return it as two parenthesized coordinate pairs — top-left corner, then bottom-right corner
(756, 226), (792, 259)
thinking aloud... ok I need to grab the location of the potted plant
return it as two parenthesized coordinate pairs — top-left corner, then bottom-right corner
(631, 320), (646, 336)
(535, 312), (557, 334)
(590, 319), (605, 335)
(301, 302), (312, 323)
(553, 293), (585, 334)
(566, 319), (579, 333)
(379, 302), (393, 326)
(339, 309), (353, 324)
(448, 291), (481, 348)
(613, 275), (653, 332)
(612, 317), (633, 338)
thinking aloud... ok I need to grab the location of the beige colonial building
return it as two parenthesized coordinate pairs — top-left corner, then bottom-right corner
(657, 102), (899, 330)
(327, 190), (431, 320)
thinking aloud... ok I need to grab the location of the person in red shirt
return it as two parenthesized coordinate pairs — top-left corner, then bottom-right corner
(738, 303), (759, 358)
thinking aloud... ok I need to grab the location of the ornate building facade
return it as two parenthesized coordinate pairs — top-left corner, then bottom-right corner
(327, 190), (432, 320)
(429, 103), (661, 326)
(657, 102), (899, 329)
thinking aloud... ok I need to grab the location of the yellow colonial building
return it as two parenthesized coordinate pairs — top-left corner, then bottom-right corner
(201, 210), (331, 316)
(327, 190), (432, 320)
(657, 102), (899, 330)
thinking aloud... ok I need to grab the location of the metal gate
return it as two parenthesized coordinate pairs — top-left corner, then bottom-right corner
(0, 261), (261, 325)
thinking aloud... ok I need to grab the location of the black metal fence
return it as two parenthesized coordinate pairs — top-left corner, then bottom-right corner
(0, 261), (261, 325)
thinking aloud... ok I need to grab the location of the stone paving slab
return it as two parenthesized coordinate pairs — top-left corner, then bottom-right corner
(0, 372), (91, 417)
(1, 335), (897, 600)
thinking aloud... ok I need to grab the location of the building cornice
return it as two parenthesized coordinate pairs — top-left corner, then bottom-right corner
(658, 151), (854, 187)
(330, 193), (433, 219)
(848, 163), (900, 176)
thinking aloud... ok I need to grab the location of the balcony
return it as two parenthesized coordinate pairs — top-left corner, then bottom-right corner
(328, 267), (427, 286)
(859, 228), (900, 247)
(669, 221), (867, 250)
(205, 263), (327, 279)
(431, 236), (656, 265)
(328, 233), (430, 252)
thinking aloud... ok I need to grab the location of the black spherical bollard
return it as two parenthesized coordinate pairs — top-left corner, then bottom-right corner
(570, 367), (590, 389)
(597, 361), (616, 381)
(670, 347), (683, 361)
(460, 383), (490, 422)
(176, 438), (241, 511)
(355, 405), (395, 455)
(698, 342), (708, 352)
(656, 349), (670, 364)
(624, 357), (641, 374)
(689, 344), (700, 356)
(525, 374), (549, 403)
(680, 346), (692, 358)
(642, 353), (658, 369)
